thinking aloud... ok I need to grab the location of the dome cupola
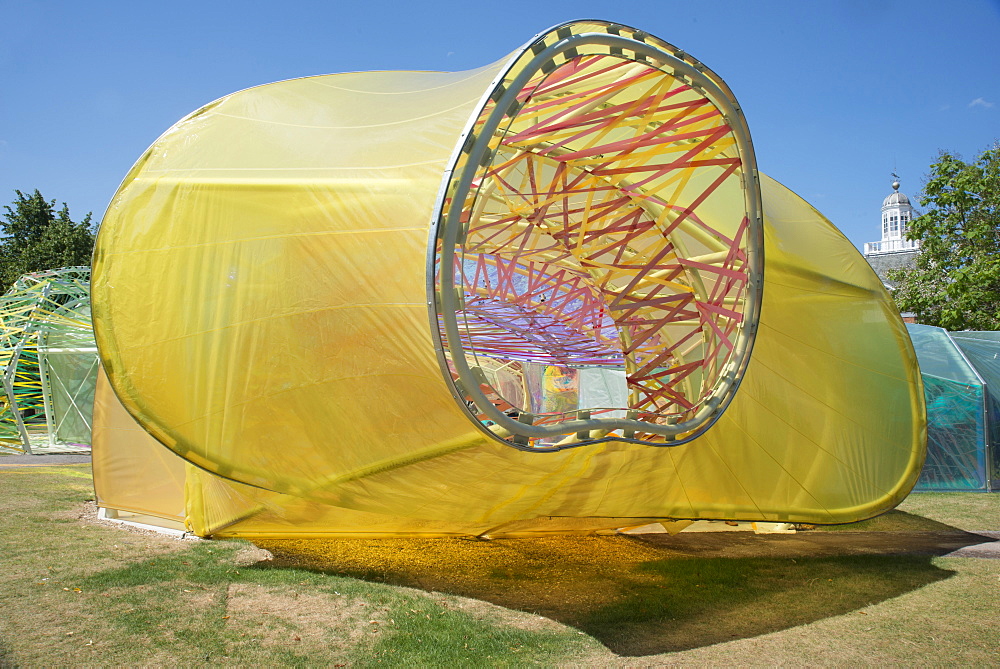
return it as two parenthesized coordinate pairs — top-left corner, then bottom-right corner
(864, 176), (920, 256)
(882, 180), (910, 207)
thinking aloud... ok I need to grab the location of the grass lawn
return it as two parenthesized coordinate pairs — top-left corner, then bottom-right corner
(808, 490), (1000, 533)
(0, 463), (997, 666)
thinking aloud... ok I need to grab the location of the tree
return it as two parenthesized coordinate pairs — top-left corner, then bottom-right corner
(888, 143), (1000, 330)
(0, 190), (96, 292)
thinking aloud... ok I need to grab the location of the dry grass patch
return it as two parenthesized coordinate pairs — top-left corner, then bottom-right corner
(232, 544), (273, 566)
(224, 583), (374, 653)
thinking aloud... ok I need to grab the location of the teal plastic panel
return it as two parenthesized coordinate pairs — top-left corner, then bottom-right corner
(907, 324), (990, 491)
(915, 375), (986, 491)
(906, 324), (982, 385)
(951, 333), (1000, 491)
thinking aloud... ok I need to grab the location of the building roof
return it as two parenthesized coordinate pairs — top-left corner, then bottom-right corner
(867, 249), (919, 287)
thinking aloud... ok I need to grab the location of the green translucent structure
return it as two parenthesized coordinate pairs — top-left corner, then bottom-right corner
(0, 267), (97, 454)
(908, 324), (1000, 491)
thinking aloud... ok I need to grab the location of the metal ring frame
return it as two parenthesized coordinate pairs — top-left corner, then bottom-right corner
(429, 21), (764, 450)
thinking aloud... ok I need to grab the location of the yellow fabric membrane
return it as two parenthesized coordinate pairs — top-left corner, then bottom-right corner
(91, 368), (185, 525)
(91, 20), (924, 537)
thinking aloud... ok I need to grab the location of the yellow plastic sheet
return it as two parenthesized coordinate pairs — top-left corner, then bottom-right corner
(91, 368), (185, 524)
(91, 21), (924, 536)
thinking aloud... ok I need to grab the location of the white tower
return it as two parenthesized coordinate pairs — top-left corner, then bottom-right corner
(864, 179), (920, 255)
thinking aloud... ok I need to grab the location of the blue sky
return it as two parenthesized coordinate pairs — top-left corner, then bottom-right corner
(1, 0), (998, 250)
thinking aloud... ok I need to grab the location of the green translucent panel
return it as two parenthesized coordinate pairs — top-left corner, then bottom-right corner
(989, 395), (1000, 492)
(906, 324), (983, 386)
(37, 302), (98, 448)
(954, 331), (1000, 343)
(44, 351), (98, 445)
(0, 268), (95, 454)
(951, 334), (1000, 491)
(951, 335), (1000, 393)
(916, 375), (986, 491)
(907, 324), (998, 492)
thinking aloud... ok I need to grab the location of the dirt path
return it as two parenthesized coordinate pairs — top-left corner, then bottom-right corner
(0, 453), (92, 466)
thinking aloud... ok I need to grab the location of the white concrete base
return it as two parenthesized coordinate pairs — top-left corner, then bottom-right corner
(751, 522), (796, 534)
(97, 507), (193, 538)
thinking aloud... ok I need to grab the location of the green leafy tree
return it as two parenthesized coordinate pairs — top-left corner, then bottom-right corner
(0, 190), (96, 292)
(888, 143), (1000, 330)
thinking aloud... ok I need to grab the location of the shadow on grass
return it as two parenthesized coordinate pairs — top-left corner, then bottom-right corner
(572, 554), (950, 655)
(252, 528), (974, 657)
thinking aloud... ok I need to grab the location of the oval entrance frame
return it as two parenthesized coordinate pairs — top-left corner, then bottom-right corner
(430, 20), (765, 451)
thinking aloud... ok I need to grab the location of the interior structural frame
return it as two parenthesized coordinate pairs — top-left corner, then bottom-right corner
(428, 20), (765, 451)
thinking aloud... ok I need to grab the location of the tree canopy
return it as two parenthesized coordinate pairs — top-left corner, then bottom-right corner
(888, 143), (1000, 330)
(0, 190), (96, 292)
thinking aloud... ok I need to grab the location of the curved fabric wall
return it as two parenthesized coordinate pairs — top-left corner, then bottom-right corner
(92, 367), (186, 524)
(92, 20), (924, 529)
